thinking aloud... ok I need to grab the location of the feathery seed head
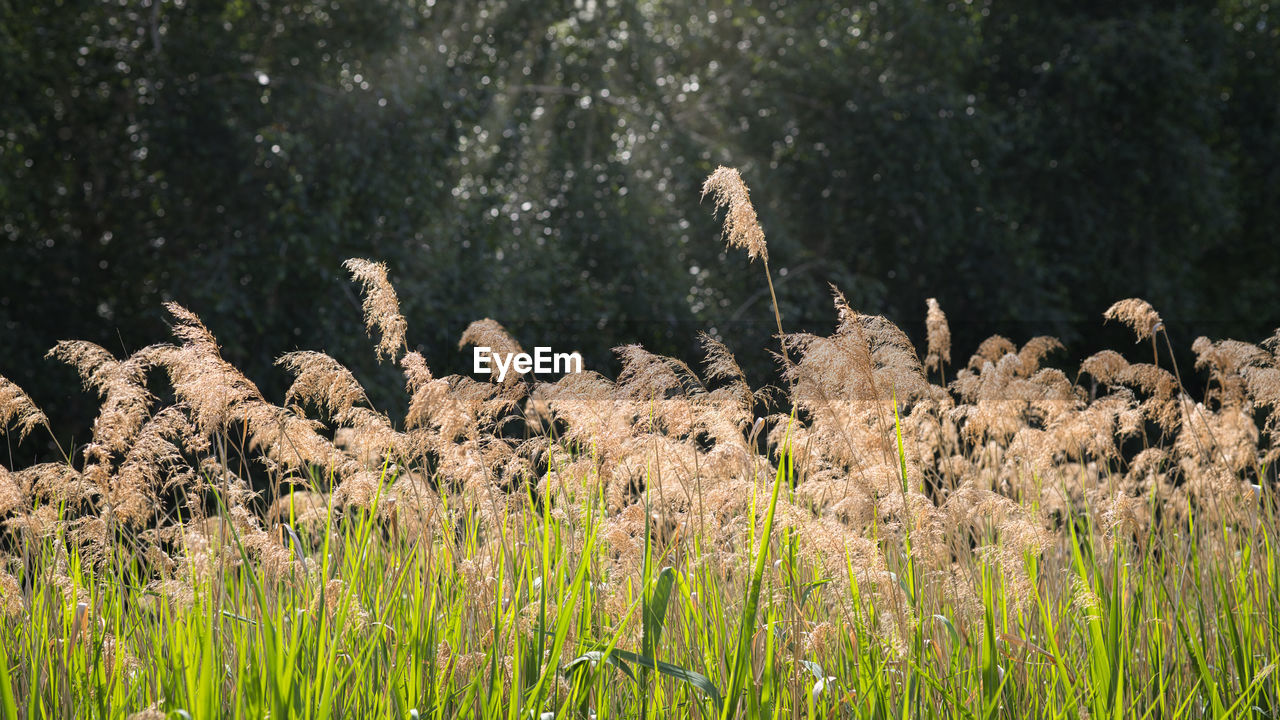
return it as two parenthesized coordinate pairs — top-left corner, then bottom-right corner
(1104, 298), (1163, 342)
(0, 465), (27, 516)
(925, 298), (951, 372)
(48, 341), (154, 454)
(0, 374), (47, 442)
(1080, 350), (1130, 385)
(277, 351), (370, 423)
(459, 319), (523, 383)
(969, 335), (1016, 369)
(401, 351), (434, 393)
(344, 258), (408, 362)
(1016, 337), (1064, 376)
(702, 166), (768, 263)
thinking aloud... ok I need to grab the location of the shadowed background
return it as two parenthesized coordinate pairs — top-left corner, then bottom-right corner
(2, 0), (1277, 456)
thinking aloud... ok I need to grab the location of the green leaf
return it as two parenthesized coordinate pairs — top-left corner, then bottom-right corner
(0, 642), (18, 720)
(798, 578), (832, 608)
(722, 414), (794, 719)
(564, 650), (637, 683)
(610, 647), (724, 713)
(642, 566), (676, 661)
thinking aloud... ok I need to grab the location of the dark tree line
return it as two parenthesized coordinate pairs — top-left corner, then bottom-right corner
(2, 0), (1277, 454)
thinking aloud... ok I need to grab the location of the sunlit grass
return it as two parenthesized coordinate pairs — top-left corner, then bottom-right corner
(3, 432), (1278, 718)
(2, 168), (1278, 718)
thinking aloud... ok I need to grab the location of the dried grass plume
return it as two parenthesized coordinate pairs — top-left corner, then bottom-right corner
(0, 374), (48, 441)
(344, 258), (408, 362)
(278, 351), (370, 423)
(459, 319), (524, 383)
(1105, 298), (1164, 343)
(702, 166), (768, 263)
(925, 298), (951, 372)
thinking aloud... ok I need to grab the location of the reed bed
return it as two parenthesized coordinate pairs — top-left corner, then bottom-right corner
(0, 169), (1278, 719)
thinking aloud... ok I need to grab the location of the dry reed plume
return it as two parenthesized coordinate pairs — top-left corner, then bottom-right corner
(702, 166), (768, 264)
(16, 275), (1252, 635)
(0, 172), (1276, 719)
(343, 257), (408, 362)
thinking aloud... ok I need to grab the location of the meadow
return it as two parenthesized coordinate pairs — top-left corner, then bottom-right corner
(1, 168), (1278, 719)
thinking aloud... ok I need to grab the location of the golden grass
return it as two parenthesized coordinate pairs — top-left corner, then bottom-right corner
(0, 169), (1276, 718)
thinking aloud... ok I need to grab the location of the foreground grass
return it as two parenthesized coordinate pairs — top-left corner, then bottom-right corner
(4, 169), (1279, 717)
(2, 450), (1277, 719)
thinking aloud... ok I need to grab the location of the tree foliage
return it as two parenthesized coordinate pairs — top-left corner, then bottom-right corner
(2, 0), (1277, 448)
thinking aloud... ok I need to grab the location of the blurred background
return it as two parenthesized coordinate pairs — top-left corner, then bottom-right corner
(2, 0), (1278, 451)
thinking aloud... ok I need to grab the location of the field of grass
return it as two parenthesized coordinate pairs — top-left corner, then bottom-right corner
(1, 169), (1279, 719)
